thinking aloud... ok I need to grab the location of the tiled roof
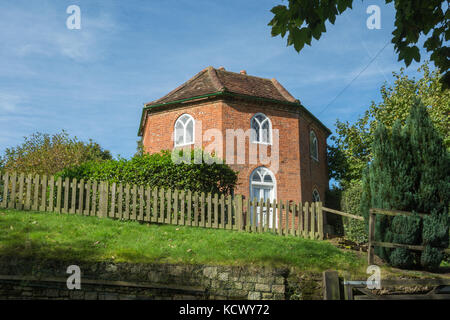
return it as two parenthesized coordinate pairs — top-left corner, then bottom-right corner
(145, 67), (299, 107)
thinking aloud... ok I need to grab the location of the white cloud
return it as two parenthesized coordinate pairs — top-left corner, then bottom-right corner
(0, 4), (117, 62)
(0, 93), (24, 112)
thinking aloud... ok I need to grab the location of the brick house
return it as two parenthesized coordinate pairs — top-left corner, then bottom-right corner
(138, 67), (330, 207)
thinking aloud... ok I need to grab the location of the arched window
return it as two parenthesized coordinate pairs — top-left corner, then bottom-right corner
(251, 113), (272, 144)
(250, 167), (277, 228)
(310, 130), (318, 161)
(312, 189), (320, 202)
(174, 114), (194, 147)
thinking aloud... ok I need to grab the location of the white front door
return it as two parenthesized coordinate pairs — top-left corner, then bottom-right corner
(252, 186), (275, 228)
(250, 167), (276, 229)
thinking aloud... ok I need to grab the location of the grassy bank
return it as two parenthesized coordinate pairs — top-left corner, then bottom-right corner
(0, 209), (366, 274)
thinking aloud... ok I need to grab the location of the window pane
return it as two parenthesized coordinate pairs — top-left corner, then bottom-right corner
(252, 187), (261, 200)
(263, 189), (270, 201)
(180, 115), (190, 124)
(252, 172), (261, 182)
(255, 114), (265, 122)
(263, 174), (272, 183)
(175, 127), (184, 145)
(262, 120), (270, 143)
(251, 119), (260, 142)
(186, 120), (193, 143)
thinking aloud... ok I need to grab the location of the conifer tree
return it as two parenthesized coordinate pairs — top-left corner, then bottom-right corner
(361, 100), (449, 269)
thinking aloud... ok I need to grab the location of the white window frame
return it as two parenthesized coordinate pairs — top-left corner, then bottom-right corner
(250, 113), (272, 145)
(312, 189), (320, 202)
(310, 130), (318, 161)
(174, 114), (195, 147)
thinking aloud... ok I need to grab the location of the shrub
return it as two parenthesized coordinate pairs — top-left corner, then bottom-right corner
(57, 149), (238, 195)
(340, 182), (367, 244)
(360, 101), (449, 269)
(1, 131), (111, 176)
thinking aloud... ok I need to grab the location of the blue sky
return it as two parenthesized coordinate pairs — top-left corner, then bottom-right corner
(0, 0), (433, 159)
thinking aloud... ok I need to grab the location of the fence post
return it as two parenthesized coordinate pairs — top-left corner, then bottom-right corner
(318, 202), (324, 240)
(323, 270), (341, 300)
(236, 195), (243, 231)
(368, 209), (375, 265)
(9, 172), (17, 209)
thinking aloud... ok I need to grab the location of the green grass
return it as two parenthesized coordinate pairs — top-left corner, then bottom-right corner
(0, 209), (366, 275)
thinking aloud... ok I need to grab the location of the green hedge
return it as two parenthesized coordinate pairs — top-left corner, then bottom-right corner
(340, 181), (368, 244)
(57, 149), (238, 195)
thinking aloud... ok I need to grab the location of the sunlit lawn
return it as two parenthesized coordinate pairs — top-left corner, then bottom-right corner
(0, 209), (367, 275)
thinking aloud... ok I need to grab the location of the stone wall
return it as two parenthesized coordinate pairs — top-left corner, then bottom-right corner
(0, 257), (323, 300)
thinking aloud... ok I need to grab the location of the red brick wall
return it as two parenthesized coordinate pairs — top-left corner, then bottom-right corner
(141, 98), (329, 204)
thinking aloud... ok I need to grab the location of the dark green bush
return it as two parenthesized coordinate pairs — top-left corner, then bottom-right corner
(57, 149), (238, 195)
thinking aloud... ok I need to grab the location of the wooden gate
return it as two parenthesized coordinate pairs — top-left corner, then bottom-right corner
(323, 271), (450, 300)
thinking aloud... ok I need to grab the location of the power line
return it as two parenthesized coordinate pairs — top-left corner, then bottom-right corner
(317, 40), (391, 117)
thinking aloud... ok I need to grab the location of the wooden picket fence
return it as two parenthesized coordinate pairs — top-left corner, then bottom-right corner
(0, 172), (324, 240)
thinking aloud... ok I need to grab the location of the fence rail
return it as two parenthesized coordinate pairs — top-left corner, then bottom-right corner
(0, 172), (324, 240)
(368, 208), (450, 264)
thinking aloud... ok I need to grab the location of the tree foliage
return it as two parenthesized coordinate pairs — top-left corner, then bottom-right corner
(329, 63), (450, 187)
(269, 0), (450, 87)
(57, 149), (238, 195)
(360, 101), (449, 269)
(0, 131), (111, 176)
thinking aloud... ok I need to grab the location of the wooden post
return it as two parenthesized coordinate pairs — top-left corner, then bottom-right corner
(0, 172), (7, 209)
(304, 202), (310, 238)
(117, 183), (123, 219)
(125, 184), (131, 220)
(91, 181), (98, 216)
(180, 190), (186, 226)
(70, 178), (77, 214)
(264, 199), (270, 232)
(187, 190), (192, 226)
(297, 202), (303, 237)
(219, 194), (225, 229)
(173, 189), (179, 225)
(39, 175), (47, 212)
(152, 187), (158, 222)
(199, 192), (205, 227)
(25, 174), (32, 211)
(110, 182), (116, 218)
(213, 193), (219, 229)
(78, 179), (85, 215)
(272, 199), (277, 233)
(284, 200), (290, 237)
(226, 195), (232, 230)
(290, 202), (296, 236)
(317, 202), (324, 240)
(207, 193), (212, 228)
(55, 177), (62, 213)
(84, 180), (91, 216)
(33, 175), (40, 211)
(323, 271), (341, 300)
(159, 188), (165, 223)
(48, 175), (54, 212)
(278, 201), (283, 236)
(368, 209), (376, 265)
(236, 195), (243, 231)
(17, 173), (24, 210)
(132, 184), (137, 220)
(8, 172), (17, 209)
(180, 190), (185, 225)
(145, 186), (151, 222)
(139, 185), (144, 221)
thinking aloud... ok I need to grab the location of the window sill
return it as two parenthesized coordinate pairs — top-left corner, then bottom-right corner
(174, 142), (194, 148)
(251, 141), (272, 146)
